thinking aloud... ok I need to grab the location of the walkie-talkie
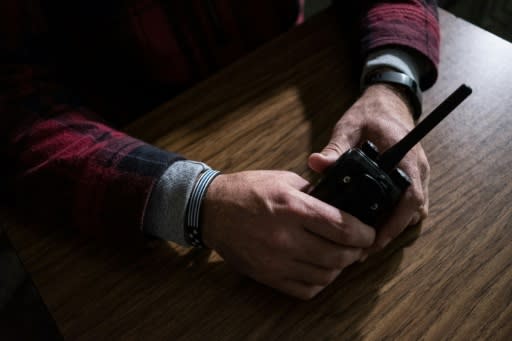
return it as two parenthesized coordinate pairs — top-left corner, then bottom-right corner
(310, 85), (472, 227)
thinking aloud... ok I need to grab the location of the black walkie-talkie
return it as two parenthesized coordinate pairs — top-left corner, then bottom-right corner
(310, 85), (472, 227)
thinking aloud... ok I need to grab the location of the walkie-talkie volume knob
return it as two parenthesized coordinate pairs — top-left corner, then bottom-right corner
(390, 168), (411, 190)
(361, 141), (380, 160)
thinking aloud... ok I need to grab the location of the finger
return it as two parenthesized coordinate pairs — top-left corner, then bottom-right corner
(411, 178), (427, 225)
(420, 161), (430, 220)
(308, 122), (359, 173)
(308, 143), (349, 173)
(292, 228), (363, 269)
(397, 154), (429, 226)
(306, 211), (376, 249)
(371, 190), (419, 252)
(369, 152), (428, 252)
(280, 171), (311, 190)
(295, 191), (376, 248)
(410, 176), (428, 226)
(414, 146), (430, 221)
(284, 260), (342, 286)
(422, 181), (429, 219)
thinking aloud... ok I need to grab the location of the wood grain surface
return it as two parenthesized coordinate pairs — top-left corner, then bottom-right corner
(4, 8), (512, 340)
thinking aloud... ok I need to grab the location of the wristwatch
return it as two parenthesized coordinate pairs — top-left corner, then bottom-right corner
(363, 69), (422, 120)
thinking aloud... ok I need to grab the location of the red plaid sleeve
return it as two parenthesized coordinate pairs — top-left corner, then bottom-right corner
(359, 0), (440, 88)
(0, 2), (183, 236)
(337, 0), (440, 88)
(1, 64), (183, 236)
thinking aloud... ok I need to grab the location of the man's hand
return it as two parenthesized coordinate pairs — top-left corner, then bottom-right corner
(201, 170), (375, 300)
(308, 84), (430, 254)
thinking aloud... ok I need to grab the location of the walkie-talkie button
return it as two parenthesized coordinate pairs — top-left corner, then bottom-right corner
(356, 174), (387, 215)
(360, 174), (386, 197)
(390, 168), (412, 190)
(361, 141), (380, 160)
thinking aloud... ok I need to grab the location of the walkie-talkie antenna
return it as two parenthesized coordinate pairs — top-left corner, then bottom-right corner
(379, 84), (472, 172)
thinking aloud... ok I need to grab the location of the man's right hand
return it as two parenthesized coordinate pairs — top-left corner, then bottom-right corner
(201, 170), (375, 300)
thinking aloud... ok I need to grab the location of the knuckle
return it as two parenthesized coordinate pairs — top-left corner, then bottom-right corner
(324, 140), (347, 155)
(315, 253), (335, 269)
(271, 189), (294, 211)
(297, 291), (314, 301)
(406, 186), (425, 208)
(422, 159), (431, 176)
(418, 161), (431, 183)
(334, 120), (347, 132)
(326, 270), (339, 284)
(331, 224), (350, 244)
(256, 253), (275, 272)
(279, 171), (300, 183)
(419, 204), (429, 219)
(315, 270), (337, 286)
(269, 229), (290, 250)
(300, 286), (323, 300)
(276, 187), (296, 205)
(337, 219), (373, 247)
(287, 171), (303, 183)
(333, 251), (352, 269)
(278, 191), (307, 217)
(376, 237), (391, 250)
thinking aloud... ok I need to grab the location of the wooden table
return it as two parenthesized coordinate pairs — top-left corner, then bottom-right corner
(4, 8), (512, 340)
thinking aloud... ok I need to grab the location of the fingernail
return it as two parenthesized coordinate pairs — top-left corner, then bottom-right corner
(320, 150), (339, 161)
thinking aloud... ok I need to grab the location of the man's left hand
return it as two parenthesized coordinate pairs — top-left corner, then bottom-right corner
(308, 84), (430, 256)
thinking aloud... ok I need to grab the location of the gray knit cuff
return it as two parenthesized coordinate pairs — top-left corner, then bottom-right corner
(144, 160), (210, 245)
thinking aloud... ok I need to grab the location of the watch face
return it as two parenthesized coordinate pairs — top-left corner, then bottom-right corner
(0, 226), (63, 340)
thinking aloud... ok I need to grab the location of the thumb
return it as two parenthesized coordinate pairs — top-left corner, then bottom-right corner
(308, 138), (351, 173)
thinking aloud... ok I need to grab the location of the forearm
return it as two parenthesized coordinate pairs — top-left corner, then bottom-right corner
(1, 63), (181, 237)
(4, 103), (183, 235)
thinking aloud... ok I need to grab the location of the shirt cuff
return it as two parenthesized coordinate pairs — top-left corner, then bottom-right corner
(361, 48), (424, 91)
(143, 160), (211, 246)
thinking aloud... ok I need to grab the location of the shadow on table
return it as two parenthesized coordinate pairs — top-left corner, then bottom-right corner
(5, 202), (421, 340)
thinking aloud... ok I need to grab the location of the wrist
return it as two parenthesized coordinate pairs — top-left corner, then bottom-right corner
(200, 173), (226, 249)
(362, 84), (415, 127)
(363, 69), (422, 120)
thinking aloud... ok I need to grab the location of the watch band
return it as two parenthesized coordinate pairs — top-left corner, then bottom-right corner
(363, 70), (422, 120)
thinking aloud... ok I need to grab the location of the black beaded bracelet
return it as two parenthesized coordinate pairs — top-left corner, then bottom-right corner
(364, 70), (422, 120)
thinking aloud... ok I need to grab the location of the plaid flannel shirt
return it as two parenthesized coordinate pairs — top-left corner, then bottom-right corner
(0, 0), (439, 237)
